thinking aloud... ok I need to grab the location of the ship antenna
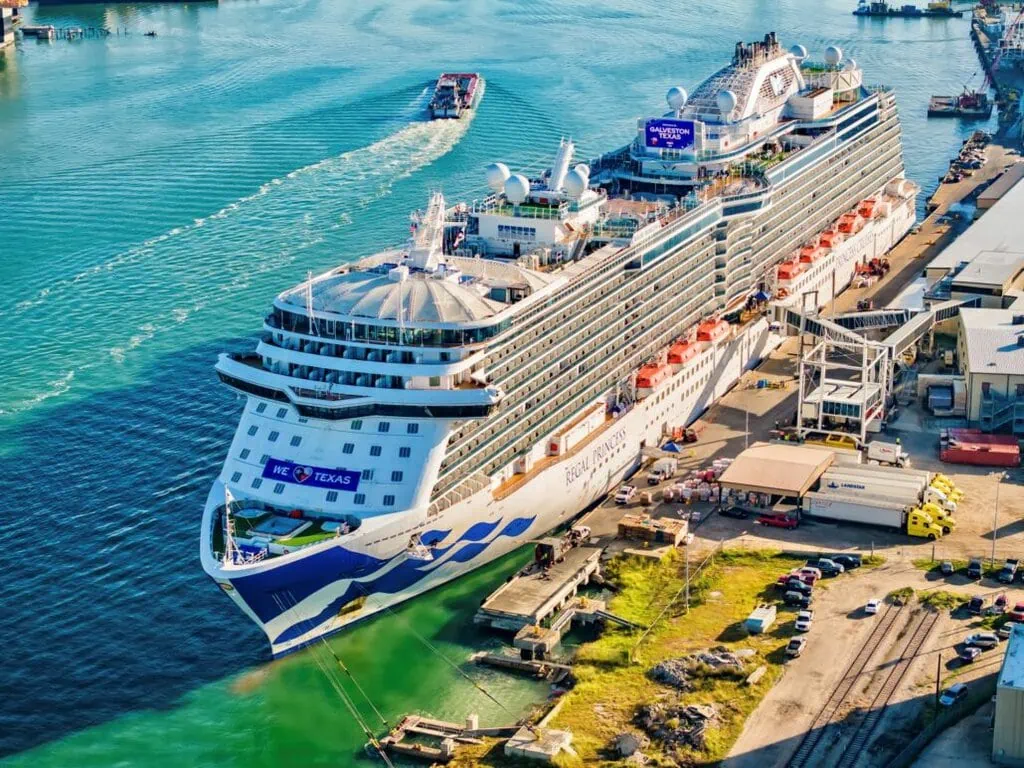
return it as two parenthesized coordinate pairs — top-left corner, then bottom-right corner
(222, 485), (238, 567)
(305, 270), (319, 337)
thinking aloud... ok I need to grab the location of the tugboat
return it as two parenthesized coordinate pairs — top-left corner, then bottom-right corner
(928, 88), (993, 119)
(428, 73), (484, 120)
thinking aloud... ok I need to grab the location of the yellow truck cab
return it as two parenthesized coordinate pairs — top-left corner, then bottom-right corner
(907, 507), (944, 540)
(919, 502), (957, 534)
(931, 475), (964, 502)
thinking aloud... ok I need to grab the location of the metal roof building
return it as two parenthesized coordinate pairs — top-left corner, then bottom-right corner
(994, 623), (1024, 765)
(957, 308), (1024, 429)
(718, 442), (835, 497)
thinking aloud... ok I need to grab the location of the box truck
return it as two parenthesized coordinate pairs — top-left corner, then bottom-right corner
(866, 441), (910, 467)
(801, 492), (944, 539)
(646, 457), (678, 485)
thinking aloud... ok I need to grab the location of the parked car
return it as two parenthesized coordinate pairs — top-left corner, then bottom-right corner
(785, 579), (813, 596)
(784, 591), (813, 609)
(830, 554), (862, 570)
(806, 558), (844, 577)
(993, 594), (1008, 614)
(865, 598), (882, 615)
(614, 485), (637, 504)
(940, 560), (954, 576)
(756, 514), (799, 529)
(968, 595), (987, 616)
(967, 558), (984, 579)
(939, 683), (969, 707)
(785, 637), (807, 658)
(719, 507), (749, 520)
(998, 622), (1019, 640)
(959, 647), (983, 664)
(1010, 602), (1024, 622)
(795, 610), (814, 632)
(796, 567), (823, 582)
(965, 632), (999, 649)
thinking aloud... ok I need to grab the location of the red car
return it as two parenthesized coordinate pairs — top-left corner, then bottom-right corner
(756, 514), (799, 529)
(1009, 602), (1024, 622)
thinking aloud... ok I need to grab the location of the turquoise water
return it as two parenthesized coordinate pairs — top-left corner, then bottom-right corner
(0, 0), (989, 763)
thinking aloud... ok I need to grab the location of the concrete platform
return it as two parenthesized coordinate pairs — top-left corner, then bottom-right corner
(475, 547), (602, 631)
(505, 726), (574, 764)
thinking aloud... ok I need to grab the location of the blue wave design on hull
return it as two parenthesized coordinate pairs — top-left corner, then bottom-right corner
(266, 515), (537, 646)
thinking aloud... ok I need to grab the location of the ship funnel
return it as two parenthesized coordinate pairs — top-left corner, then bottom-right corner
(548, 138), (574, 192)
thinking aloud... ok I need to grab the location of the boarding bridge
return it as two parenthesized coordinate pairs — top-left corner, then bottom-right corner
(829, 308), (920, 333)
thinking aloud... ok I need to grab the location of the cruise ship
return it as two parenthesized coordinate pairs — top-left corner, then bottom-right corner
(200, 33), (917, 656)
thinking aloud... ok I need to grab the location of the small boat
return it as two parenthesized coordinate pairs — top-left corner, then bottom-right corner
(928, 89), (993, 119)
(428, 73), (483, 120)
(144, 30), (157, 37)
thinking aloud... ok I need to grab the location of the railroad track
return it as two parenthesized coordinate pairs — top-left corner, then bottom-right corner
(835, 609), (940, 768)
(787, 602), (905, 768)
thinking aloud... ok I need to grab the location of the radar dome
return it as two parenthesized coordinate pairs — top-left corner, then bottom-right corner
(825, 45), (843, 67)
(485, 162), (511, 193)
(844, 57), (858, 71)
(666, 86), (688, 111)
(716, 89), (738, 119)
(574, 163), (590, 179)
(563, 168), (588, 199)
(789, 44), (808, 61)
(504, 174), (531, 204)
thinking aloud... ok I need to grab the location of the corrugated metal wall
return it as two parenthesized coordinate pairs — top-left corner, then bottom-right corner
(994, 683), (1024, 765)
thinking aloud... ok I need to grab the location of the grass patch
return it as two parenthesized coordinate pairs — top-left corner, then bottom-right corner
(919, 590), (963, 612)
(887, 586), (915, 603)
(544, 549), (807, 764)
(861, 554), (886, 569)
(912, 557), (1001, 578)
(279, 531), (336, 547)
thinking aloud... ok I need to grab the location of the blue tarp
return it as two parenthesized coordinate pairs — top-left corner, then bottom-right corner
(662, 441), (683, 453)
(753, 290), (771, 301)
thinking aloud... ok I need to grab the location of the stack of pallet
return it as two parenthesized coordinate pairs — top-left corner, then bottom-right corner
(617, 514), (688, 546)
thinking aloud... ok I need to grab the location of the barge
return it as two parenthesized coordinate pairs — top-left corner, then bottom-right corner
(928, 89), (993, 118)
(428, 73), (483, 119)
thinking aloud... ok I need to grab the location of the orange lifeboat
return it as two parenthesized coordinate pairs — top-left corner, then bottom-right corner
(777, 260), (804, 281)
(697, 318), (730, 343)
(799, 246), (822, 263)
(636, 363), (671, 395)
(818, 230), (844, 249)
(857, 198), (877, 219)
(837, 213), (864, 235)
(667, 341), (701, 367)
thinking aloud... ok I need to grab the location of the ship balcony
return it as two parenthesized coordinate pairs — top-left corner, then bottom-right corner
(470, 189), (606, 220)
(255, 339), (476, 379)
(215, 353), (502, 418)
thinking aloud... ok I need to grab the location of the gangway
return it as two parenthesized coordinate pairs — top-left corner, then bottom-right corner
(829, 308), (921, 332)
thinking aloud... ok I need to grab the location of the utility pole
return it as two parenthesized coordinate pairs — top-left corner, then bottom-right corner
(685, 545), (691, 613)
(935, 652), (942, 716)
(745, 406), (749, 450)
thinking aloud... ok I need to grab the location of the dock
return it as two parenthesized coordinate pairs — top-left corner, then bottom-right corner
(474, 546), (602, 632)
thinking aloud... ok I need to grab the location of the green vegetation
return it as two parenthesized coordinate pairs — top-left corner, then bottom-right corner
(540, 549), (809, 764)
(912, 557), (999, 578)
(887, 586), (915, 603)
(279, 531), (336, 548)
(861, 554), (886, 569)
(918, 590), (963, 612)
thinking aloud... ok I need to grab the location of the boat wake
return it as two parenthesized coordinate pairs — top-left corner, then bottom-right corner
(2, 115), (475, 417)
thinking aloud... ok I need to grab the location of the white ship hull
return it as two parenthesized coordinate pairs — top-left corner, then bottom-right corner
(201, 319), (783, 656)
(777, 189), (916, 309)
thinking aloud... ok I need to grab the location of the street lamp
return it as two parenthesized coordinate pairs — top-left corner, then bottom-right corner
(992, 471), (1006, 567)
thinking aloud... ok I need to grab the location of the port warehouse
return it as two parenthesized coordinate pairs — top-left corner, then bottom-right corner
(908, 167), (1024, 433)
(717, 442), (962, 533)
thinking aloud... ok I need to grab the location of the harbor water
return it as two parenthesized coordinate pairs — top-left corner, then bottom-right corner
(0, 0), (992, 764)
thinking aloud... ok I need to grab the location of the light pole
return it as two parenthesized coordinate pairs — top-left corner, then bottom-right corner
(745, 406), (749, 450)
(992, 471), (1005, 567)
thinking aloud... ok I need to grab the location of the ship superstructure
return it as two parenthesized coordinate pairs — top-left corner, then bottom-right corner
(200, 33), (917, 656)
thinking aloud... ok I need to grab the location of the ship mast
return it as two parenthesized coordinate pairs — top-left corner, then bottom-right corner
(222, 485), (239, 567)
(305, 270), (319, 337)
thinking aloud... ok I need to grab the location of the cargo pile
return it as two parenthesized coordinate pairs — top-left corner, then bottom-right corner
(662, 459), (730, 504)
(617, 514), (688, 546)
(635, 702), (718, 752)
(940, 428), (1020, 467)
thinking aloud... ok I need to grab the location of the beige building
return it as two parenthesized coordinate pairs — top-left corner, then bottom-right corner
(995, 623), (1024, 765)
(957, 308), (1024, 430)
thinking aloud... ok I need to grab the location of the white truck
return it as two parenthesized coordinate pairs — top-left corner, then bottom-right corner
(646, 457), (678, 485)
(801, 492), (944, 538)
(818, 470), (923, 507)
(865, 440), (910, 467)
(921, 485), (957, 512)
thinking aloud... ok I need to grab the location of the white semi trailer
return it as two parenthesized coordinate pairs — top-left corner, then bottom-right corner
(801, 492), (944, 538)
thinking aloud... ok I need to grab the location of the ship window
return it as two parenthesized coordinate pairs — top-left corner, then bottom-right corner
(298, 417), (308, 424)
(343, 443), (355, 454)
(391, 471), (403, 482)
(260, 454), (269, 465)
(430, 376), (441, 387)
(326, 491), (339, 503)
(362, 469), (374, 481)
(230, 472), (242, 483)
(399, 447), (411, 458)
(290, 435), (302, 447)
(351, 419), (363, 430)
(407, 423), (419, 434)
(277, 407), (288, 419)
(273, 483), (285, 494)
(268, 431), (280, 442)
(354, 493), (366, 505)
(255, 403), (267, 414)
(251, 478), (263, 489)
(240, 449), (251, 460)
(370, 445), (382, 457)
(247, 425), (259, 437)
(440, 352), (450, 362)
(383, 494), (396, 506)
(377, 421), (391, 433)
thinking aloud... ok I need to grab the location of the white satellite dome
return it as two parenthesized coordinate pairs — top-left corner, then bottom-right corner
(789, 44), (808, 61)
(485, 162), (511, 193)
(563, 168), (588, 199)
(825, 45), (843, 67)
(504, 174), (531, 204)
(716, 89), (738, 119)
(573, 163), (590, 179)
(666, 86), (688, 111)
(844, 57), (858, 71)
